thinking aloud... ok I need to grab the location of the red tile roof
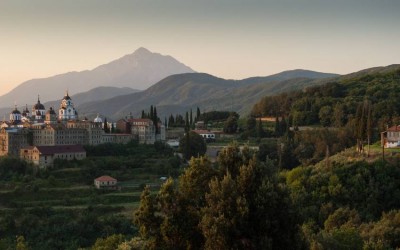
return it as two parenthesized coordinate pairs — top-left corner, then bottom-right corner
(387, 125), (400, 132)
(35, 145), (86, 155)
(95, 175), (117, 182)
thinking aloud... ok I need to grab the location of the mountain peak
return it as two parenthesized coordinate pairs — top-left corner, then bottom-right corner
(132, 47), (152, 56)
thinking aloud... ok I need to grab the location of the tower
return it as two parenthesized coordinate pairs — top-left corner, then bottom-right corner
(32, 95), (45, 121)
(59, 91), (78, 121)
(10, 105), (21, 124)
(45, 107), (57, 124)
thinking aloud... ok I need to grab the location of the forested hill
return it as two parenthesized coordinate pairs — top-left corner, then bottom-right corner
(251, 64), (400, 131)
(77, 70), (338, 120)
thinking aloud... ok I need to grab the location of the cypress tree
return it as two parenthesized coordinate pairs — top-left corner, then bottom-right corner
(196, 107), (201, 121)
(154, 106), (158, 134)
(104, 117), (110, 133)
(190, 109), (193, 125)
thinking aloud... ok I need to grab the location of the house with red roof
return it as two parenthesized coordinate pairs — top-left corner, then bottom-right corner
(20, 144), (86, 168)
(193, 130), (216, 142)
(94, 175), (118, 189)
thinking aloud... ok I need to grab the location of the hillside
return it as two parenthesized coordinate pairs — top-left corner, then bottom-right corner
(77, 70), (338, 120)
(251, 64), (400, 129)
(0, 47), (195, 108)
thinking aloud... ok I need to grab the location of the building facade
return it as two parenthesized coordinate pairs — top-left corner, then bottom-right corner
(0, 128), (30, 156)
(129, 118), (156, 144)
(20, 145), (86, 168)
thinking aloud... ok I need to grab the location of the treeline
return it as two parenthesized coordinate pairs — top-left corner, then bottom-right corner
(122, 144), (305, 249)
(0, 206), (133, 249)
(251, 69), (400, 132)
(167, 107), (200, 128)
(255, 128), (354, 169)
(141, 105), (160, 134)
(167, 109), (239, 134)
(285, 156), (400, 249)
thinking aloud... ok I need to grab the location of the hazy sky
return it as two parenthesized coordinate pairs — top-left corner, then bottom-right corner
(1, 0), (399, 95)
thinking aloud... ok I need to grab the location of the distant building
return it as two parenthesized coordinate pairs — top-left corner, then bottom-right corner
(129, 118), (156, 144)
(32, 96), (46, 122)
(382, 125), (400, 148)
(166, 139), (179, 148)
(59, 91), (78, 121)
(0, 128), (30, 156)
(94, 175), (118, 189)
(193, 130), (216, 142)
(195, 121), (206, 130)
(102, 133), (134, 144)
(116, 119), (131, 134)
(20, 144), (86, 168)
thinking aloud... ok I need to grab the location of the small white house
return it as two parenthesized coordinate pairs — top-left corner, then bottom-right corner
(94, 175), (118, 189)
(193, 130), (216, 142)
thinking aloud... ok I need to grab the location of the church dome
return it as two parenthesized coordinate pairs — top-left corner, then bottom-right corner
(94, 114), (103, 123)
(34, 102), (45, 110)
(22, 105), (29, 116)
(12, 108), (21, 114)
(63, 91), (71, 100)
(33, 96), (45, 110)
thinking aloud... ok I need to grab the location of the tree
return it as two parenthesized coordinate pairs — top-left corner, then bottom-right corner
(190, 109), (193, 125)
(168, 114), (175, 127)
(200, 173), (248, 250)
(333, 103), (346, 127)
(185, 112), (189, 131)
(274, 116), (282, 136)
(16, 236), (29, 250)
(153, 106), (158, 134)
(196, 107), (201, 122)
(223, 113), (239, 134)
(133, 186), (162, 249)
(319, 106), (333, 127)
(92, 234), (125, 250)
(179, 131), (207, 160)
(246, 116), (256, 133)
(103, 118), (110, 133)
(366, 101), (373, 157)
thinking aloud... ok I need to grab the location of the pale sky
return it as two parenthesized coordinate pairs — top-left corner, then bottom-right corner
(0, 0), (399, 96)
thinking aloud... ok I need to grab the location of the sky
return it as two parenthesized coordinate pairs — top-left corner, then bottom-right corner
(0, 0), (399, 95)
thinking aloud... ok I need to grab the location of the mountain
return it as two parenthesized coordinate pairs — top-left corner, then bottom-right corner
(0, 47), (195, 108)
(0, 86), (139, 119)
(76, 70), (339, 120)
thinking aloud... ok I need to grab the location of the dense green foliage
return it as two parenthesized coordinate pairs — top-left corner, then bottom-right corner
(198, 111), (238, 124)
(252, 68), (400, 133)
(132, 144), (305, 249)
(285, 152), (400, 249)
(179, 131), (207, 160)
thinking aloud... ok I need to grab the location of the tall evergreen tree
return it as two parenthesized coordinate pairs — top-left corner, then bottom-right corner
(256, 118), (265, 138)
(133, 186), (162, 249)
(150, 105), (154, 120)
(153, 106), (158, 134)
(185, 112), (190, 132)
(103, 118), (110, 133)
(196, 107), (201, 122)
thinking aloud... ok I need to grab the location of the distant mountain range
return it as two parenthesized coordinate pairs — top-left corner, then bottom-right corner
(76, 70), (339, 120)
(4, 47), (396, 123)
(0, 47), (194, 108)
